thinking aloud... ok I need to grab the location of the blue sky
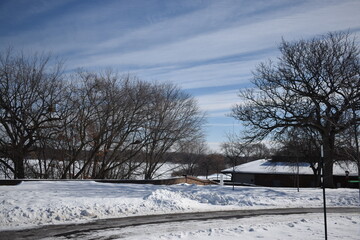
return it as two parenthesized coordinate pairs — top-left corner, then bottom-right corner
(1, 0), (360, 152)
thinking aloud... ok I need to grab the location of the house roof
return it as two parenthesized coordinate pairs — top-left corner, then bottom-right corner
(221, 159), (358, 176)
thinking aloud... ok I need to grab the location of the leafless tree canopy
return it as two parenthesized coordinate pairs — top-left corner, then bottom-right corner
(232, 32), (360, 187)
(0, 48), (65, 179)
(174, 137), (208, 176)
(221, 132), (271, 167)
(272, 128), (322, 178)
(141, 83), (205, 179)
(0, 49), (205, 180)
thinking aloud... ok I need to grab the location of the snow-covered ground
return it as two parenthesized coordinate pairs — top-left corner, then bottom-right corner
(0, 159), (183, 180)
(0, 181), (359, 230)
(54, 213), (359, 240)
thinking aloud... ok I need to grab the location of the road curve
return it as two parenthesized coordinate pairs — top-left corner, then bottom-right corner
(1, 207), (359, 240)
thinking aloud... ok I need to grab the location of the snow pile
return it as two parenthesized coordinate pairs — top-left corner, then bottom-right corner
(143, 189), (198, 212)
(0, 181), (359, 230)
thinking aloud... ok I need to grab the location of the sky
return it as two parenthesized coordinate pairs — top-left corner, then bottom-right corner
(1, 0), (360, 152)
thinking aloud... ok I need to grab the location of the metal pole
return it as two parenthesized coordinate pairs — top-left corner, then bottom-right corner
(297, 156), (299, 192)
(321, 145), (328, 240)
(232, 159), (235, 191)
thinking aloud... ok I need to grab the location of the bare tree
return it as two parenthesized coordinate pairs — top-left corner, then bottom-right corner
(232, 32), (360, 187)
(221, 131), (270, 167)
(0, 48), (65, 179)
(57, 72), (148, 179)
(198, 153), (226, 178)
(221, 132), (245, 168)
(0, 49), (206, 180)
(142, 83), (205, 179)
(88, 74), (151, 179)
(273, 127), (322, 183)
(177, 137), (208, 176)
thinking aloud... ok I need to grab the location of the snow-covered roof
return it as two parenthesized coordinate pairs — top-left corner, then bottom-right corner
(221, 159), (358, 176)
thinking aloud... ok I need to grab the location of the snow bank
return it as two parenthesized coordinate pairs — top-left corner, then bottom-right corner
(0, 181), (359, 230)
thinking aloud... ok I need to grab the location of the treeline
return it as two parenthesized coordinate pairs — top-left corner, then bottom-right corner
(0, 48), (205, 179)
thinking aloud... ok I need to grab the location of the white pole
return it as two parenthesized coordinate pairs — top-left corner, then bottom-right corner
(321, 145), (324, 158)
(220, 174), (224, 186)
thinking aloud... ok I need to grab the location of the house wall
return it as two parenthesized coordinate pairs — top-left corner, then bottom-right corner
(254, 174), (317, 187)
(333, 175), (358, 188)
(233, 173), (255, 185)
(232, 173), (317, 187)
(232, 172), (358, 188)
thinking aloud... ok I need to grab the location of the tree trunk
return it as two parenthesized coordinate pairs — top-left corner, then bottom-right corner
(323, 157), (334, 188)
(322, 133), (335, 188)
(144, 171), (153, 180)
(14, 154), (25, 179)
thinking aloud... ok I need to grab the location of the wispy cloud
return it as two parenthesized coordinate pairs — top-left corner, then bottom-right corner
(3, 1), (359, 64)
(135, 56), (266, 89)
(1, 0), (359, 151)
(196, 89), (240, 113)
(67, 0), (360, 69)
(0, 0), (75, 28)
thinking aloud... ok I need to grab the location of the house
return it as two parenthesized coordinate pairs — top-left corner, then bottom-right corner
(221, 159), (359, 188)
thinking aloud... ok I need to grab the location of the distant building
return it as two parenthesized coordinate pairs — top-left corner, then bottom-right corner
(221, 159), (358, 188)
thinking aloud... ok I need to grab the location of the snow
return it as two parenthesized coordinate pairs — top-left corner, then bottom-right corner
(147, 163), (182, 179)
(0, 159), (183, 180)
(56, 214), (360, 240)
(0, 181), (359, 233)
(222, 159), (359, 176)
(197, 173), (231, 181)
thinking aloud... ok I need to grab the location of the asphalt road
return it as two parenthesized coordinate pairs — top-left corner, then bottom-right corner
(1, 207), (358, 240)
